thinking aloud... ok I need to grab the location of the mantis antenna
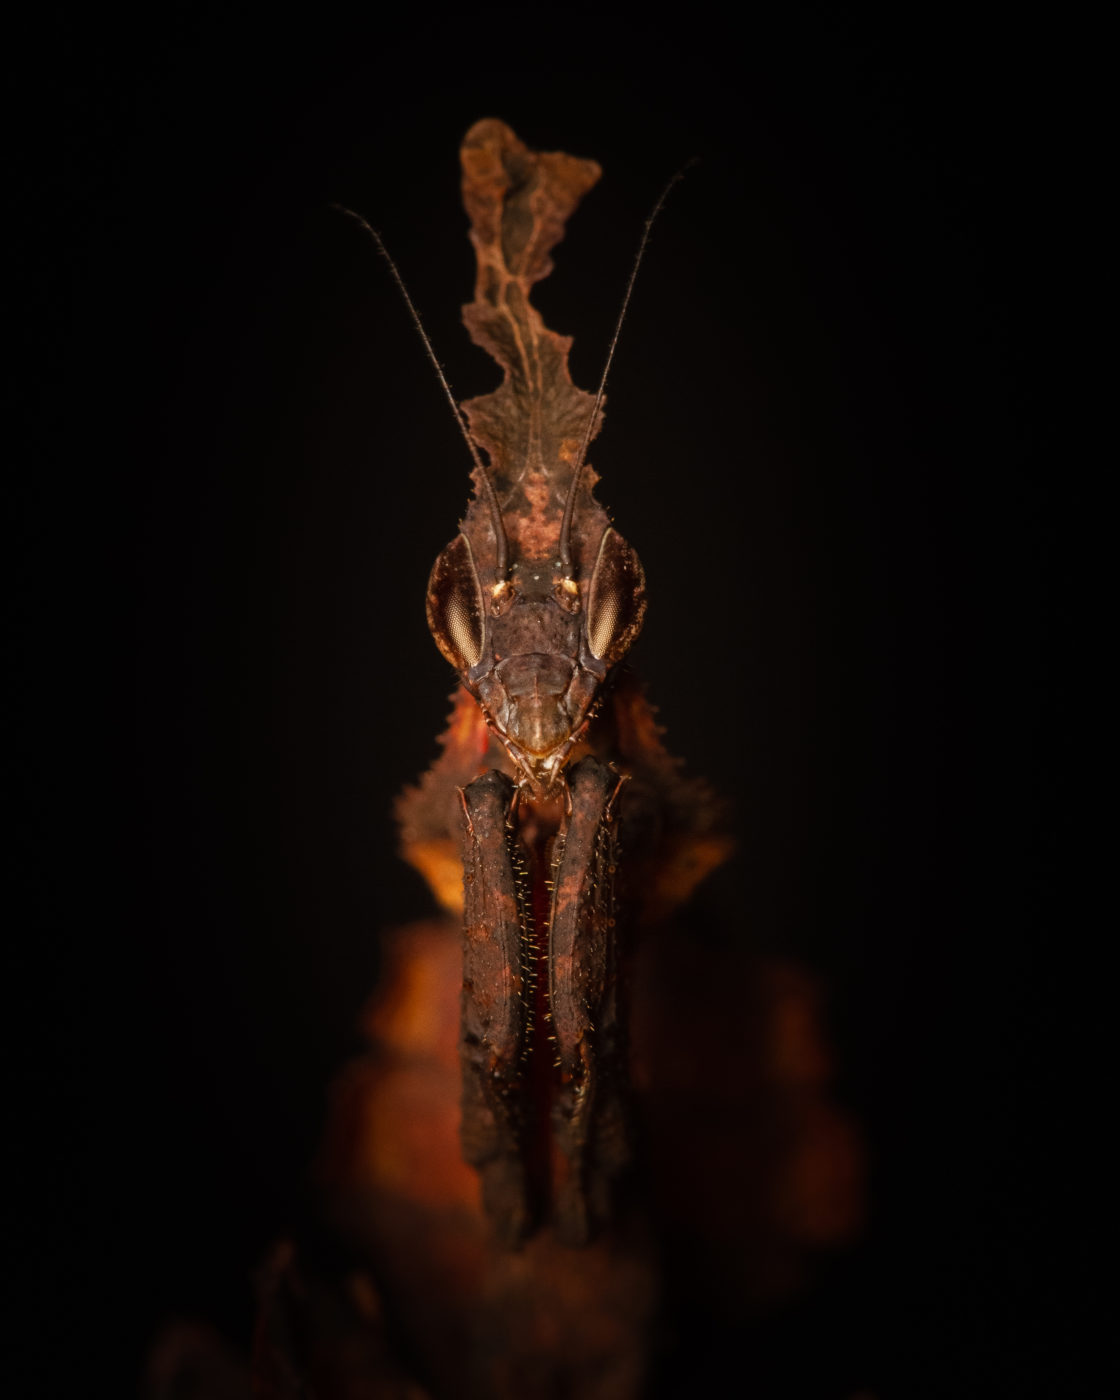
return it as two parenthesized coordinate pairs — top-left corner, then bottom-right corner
(556, 160), (696, 579)
(332, 203), (509, 580)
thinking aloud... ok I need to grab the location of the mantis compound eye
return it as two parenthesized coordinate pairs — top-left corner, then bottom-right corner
(586, 527), (647, 664)
(427, 533), (485, 670)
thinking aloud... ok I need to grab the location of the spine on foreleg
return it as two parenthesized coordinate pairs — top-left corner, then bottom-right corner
(456, 769), (534, 1244)
(548, 757), (630, 1244)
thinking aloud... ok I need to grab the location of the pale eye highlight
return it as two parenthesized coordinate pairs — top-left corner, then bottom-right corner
(444, 587), (483, 667)
(586, 527), (647, 664)
(427, 533), (485, 670)
(588, 582), (621, 660)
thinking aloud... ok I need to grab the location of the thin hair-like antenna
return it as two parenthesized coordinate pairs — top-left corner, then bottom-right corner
(557, 161), (697, 577)
(332, 204), (508, 579)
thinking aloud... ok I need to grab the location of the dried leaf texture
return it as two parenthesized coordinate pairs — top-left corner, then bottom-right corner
(458, 119), (610, 571)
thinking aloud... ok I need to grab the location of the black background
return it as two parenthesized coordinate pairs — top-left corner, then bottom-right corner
(10, 8), (1087, 1397)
